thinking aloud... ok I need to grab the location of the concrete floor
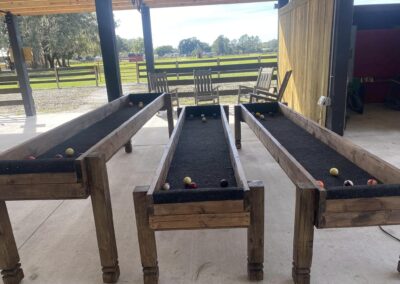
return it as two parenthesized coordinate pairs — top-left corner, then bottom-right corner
(0, 104), (399, 284)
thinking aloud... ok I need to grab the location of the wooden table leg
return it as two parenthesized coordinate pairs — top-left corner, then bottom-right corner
(292, 187), (316, 284)
(247, 181), (264, 281)
(0, 201), (24, 284)
(86, 154), (120, 283)
(125, 140), (133, 153)
(165, 93), (174, 137)
(234, 105), (242, 150)
(133, 186), (159, 284)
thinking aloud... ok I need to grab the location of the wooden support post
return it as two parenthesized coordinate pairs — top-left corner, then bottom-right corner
(133, 186), (159, 284)
(326, 0), (354, 135)
(0, 201), (24, 284)
(234, 105), (242, 149)
(95, 0), (122, 102)
(164, 93), (174, 137)
(141, 4), (155, 92)
(124, 140), (133, 153)
(5, 13), (36, 117)
(247, 181), (264, 281)
(292, 187), (316, 284)
(86, 154), (120, 283)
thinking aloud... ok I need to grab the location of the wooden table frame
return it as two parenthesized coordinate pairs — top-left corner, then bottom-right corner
(133, 105), (265, 284)
(235, 102), (400, 284)
(0, 93), (174, 284)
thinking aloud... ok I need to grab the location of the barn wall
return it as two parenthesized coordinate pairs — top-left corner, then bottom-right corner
(278, 0), (334, 125)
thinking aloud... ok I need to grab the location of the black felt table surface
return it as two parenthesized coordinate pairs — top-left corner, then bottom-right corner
(257, 113), (373, 188)
(0, 105), (141, 175)
(167, 116), (237, 190)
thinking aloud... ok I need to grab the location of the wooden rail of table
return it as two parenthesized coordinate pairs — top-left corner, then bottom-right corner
(235, 102), (400, 284)
(0, 92), (174, 284)
(134, 105), (265, 283)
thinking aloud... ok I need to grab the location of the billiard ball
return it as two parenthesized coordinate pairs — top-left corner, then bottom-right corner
(189, 182), (198, 189)
(128, 101), (134, 107)
(316, 180), (325, 188)
(202, 117), (207, 123)
(220, 179), (229, 187)
(201, 114), (205, 117)
(54, 154), (63, 159)
(329, 168), (339, 177)
(162, 183), (170, 191)
(27, 155), (36, 160)
(183, 176), (192, 185)
(138, 101), (144, 109)
(260, 114), (265, 120)
(367, 179), (378, 185)
(344, 180), (354, 187)
(255, 112), (261, 117)
(65, 148), (75, 157)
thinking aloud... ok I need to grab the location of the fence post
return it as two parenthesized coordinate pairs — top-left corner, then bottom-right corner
(258, 56), (261, 63)
(54, 66), (60, 89)
(176, 59), (179, 80)
(217, 57), (220, 66)
(94, 65), (99, 87)
(97, 61), (102, 82)
(136, 62), (140, 83)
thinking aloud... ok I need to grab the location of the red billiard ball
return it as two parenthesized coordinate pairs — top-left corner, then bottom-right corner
(343, 180), (354, 187)
(27, 155), (36, 160)
(189, 182), (198, 189)
(54, 154), (63, 159)
(367, 179), (378, 185)
(316, 180), (325, 188)
(220, 179), (229, 187)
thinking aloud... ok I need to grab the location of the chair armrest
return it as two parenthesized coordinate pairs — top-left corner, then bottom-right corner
(212, 86), (220, 91)
(238, 85), (254, 95)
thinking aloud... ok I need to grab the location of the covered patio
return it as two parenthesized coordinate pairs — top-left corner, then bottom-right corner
(0, 104), (399, 283)
(1, 0), (400, 283)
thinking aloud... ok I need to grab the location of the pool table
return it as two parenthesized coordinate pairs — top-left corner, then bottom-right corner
(0, 92), (174, 284)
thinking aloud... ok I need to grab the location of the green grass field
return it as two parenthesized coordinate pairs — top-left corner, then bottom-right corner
(0, 53), (277, 90)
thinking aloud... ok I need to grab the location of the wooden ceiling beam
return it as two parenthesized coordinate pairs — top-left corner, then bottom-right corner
(0, 0), (270, 16)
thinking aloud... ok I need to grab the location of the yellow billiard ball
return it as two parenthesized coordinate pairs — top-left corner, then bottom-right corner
(65, 148), (75, 157)
(329, 168), (339, 177)
(183, 176), (192, 185)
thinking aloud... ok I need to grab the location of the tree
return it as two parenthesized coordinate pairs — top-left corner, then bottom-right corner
(178, 37), (200, 56)
(130, 37), (144, 54)
(212, 35), (231, 55)
(236, 34), (263, 54)
(263, 39), (278, 52)
(155, 45), (175, 57)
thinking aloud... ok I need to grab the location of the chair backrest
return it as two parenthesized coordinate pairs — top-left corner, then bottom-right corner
(148, 72), (169, 93)
(194, 69), (213, 95)
(277, 70), (292, 102)
(255, 67), (275, 90)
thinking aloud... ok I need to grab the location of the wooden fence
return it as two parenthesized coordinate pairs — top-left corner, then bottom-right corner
(136, 55), (278, 86)
(0, 65), (98, 89)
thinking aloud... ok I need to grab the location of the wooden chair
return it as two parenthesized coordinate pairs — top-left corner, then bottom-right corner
(250, 70), (292, 103)
(193, 69), (219, 105)
(149, 72), (179, 107)
(237, 67), (276, 103)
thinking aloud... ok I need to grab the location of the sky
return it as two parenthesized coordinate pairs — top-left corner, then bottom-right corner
(114, 0), (400, 48)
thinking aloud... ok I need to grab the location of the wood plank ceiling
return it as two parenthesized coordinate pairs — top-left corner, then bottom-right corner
(0, 0), (271, 16)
